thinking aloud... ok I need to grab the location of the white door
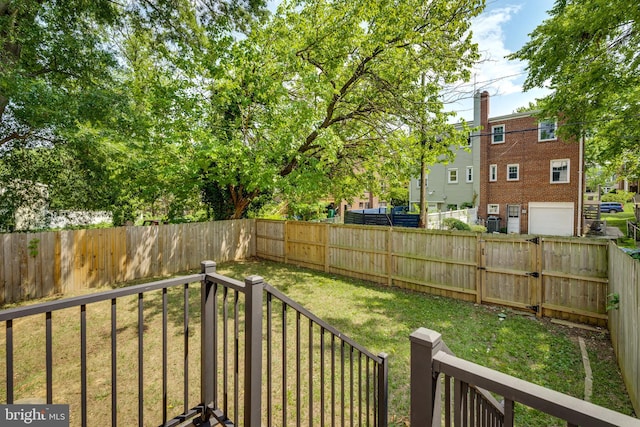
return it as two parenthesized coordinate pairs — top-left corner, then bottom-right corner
(507, 205), (520, 234)
(529, 202), (574, 236)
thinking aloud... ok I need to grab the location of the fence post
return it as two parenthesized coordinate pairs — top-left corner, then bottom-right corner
(200, 260), (216, 418)
(377, 352), (389, 427)
(410, 327), (443, 427)
(476, 235), (484, 304)
(324, 223), (330, 272)
(387, 228), (393, 287)
(535, 238), (543, 318)
(284, 221), (289, 264)
(244, 275), (264, 426)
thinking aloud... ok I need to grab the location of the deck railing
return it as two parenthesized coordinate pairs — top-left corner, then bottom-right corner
(0, 261), (388, 427)
(200, 260), (388, 426)
(410, 327), (640, 427)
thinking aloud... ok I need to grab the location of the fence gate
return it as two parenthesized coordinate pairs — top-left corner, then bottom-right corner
(478, 236), (541, 314)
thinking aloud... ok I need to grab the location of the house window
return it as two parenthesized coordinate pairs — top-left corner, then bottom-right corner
(551, 159), (570, 183)
(539, 120), (557, 141)
(487, 204), (499, 215)
(448, 168), (458, 184)
(507, 164), (519, 181)
(492, 125), (505, 144)
(489, 164), (497, 182)
(416, 177), (428, 188)
(466, 166), (473, 183)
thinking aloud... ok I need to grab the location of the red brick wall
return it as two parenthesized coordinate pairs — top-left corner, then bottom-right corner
(478, 92), (582, 234)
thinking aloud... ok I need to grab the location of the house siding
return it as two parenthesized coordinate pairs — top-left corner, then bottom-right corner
(478, 91), (582, 235)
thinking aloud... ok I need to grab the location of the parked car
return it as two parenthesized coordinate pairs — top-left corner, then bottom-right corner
(600, 202), (624, 213)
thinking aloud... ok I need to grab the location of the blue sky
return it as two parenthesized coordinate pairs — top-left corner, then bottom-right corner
(448, 0), (556, 121)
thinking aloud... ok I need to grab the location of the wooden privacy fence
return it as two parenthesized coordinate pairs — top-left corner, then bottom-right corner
(256, 220), (610, 326)
(0, 220), (255, 304)
(608, 241), (640, 416)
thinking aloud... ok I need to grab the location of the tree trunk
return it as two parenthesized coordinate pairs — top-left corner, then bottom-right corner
(231, 197), (252, 219)
(418, 73), (428, 229)
(418, 154), (427, 228)
(0, 93), (8, 123)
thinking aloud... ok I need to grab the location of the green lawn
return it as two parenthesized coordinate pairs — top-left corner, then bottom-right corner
(218, 260), (636, 426)
(601, 203), (637, 248)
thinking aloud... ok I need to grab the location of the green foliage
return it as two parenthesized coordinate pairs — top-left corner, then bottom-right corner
(288, 202), (328, 222)
(1, 0), (483, 227)
(195, 0), (483, 218)
(387, 185), (410, 208)
(0, 1), (268, 230)
(514, 101), (539, 113)
(470, 224), (487, 233)
(606, 293), (620, 311)
(443, 217), (471, 231)
(27, 238), (39, 257)
(510, 0), (640, 179)
(601, 191), (634, 204)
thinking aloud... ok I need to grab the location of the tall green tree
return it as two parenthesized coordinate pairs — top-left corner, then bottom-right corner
(509, 0), (640, 178)
(0, 0), (267, 228)
(198, 0), (483, 218)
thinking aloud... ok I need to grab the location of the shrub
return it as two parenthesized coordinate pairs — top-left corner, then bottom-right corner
(470, 224), (487, 233)
(443, 217), (471, 231)
(601, 190), (634, 203)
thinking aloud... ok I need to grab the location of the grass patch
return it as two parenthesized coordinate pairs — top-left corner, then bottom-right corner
(0, 259), (635, 426)
(601, 204), (636, 234)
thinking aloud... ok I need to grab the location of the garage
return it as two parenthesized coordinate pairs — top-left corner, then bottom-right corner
(528, 202), (575, 236)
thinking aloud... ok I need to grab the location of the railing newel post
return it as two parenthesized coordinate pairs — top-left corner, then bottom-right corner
(244, 274), (264, 426)
(200, 260), (216, 419)
(410, 327), (443, 427)
(377, 352), (389, 427)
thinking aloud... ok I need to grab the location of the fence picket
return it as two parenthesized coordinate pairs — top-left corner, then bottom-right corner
(0, 220), (255, 304)
(0, 219), (615, 326)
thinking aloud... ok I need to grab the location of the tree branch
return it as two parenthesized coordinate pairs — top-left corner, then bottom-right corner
(0, 130), (33, 147)
(279, 45), (386, 178)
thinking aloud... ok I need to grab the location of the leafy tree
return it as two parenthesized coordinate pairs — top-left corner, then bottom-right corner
(0, 0), (267, 228)
(197, 0), (483, 219)
(509, 0), (640, 178)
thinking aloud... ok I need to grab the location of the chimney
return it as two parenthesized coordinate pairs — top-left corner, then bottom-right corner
(480, 91), (490, 129)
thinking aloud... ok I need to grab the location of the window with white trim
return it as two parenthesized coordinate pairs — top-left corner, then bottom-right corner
(492, 125), (505, 144)
(487, 204), (499, 215)
(489, 164), (497, 182)
(415, 177), (428, 188)
(507, 164), (519, 181)
(466, 166), (473, 183)
(539, 120), (557, 141)
(550, 159), (570, 183)
(448, 168), (458, 184)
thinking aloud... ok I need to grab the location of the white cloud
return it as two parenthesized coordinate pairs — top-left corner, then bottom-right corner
(470, 5), (525, 96)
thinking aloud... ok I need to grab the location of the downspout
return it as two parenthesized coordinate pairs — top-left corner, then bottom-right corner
(578, 134), (584, 236)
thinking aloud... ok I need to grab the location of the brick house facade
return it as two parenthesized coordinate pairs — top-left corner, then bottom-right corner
(478, 91), (583, 236)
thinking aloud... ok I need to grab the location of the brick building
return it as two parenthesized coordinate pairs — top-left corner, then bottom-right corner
(478, 91), (584, 236)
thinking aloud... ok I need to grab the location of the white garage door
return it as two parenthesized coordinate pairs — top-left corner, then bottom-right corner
(528, 202), (574, 236)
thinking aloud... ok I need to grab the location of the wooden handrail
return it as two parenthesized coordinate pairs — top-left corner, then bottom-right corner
(411, 328), (640, 426)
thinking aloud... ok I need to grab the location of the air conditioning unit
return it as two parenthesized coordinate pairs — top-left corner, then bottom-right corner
(487, 216), (501, 233)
